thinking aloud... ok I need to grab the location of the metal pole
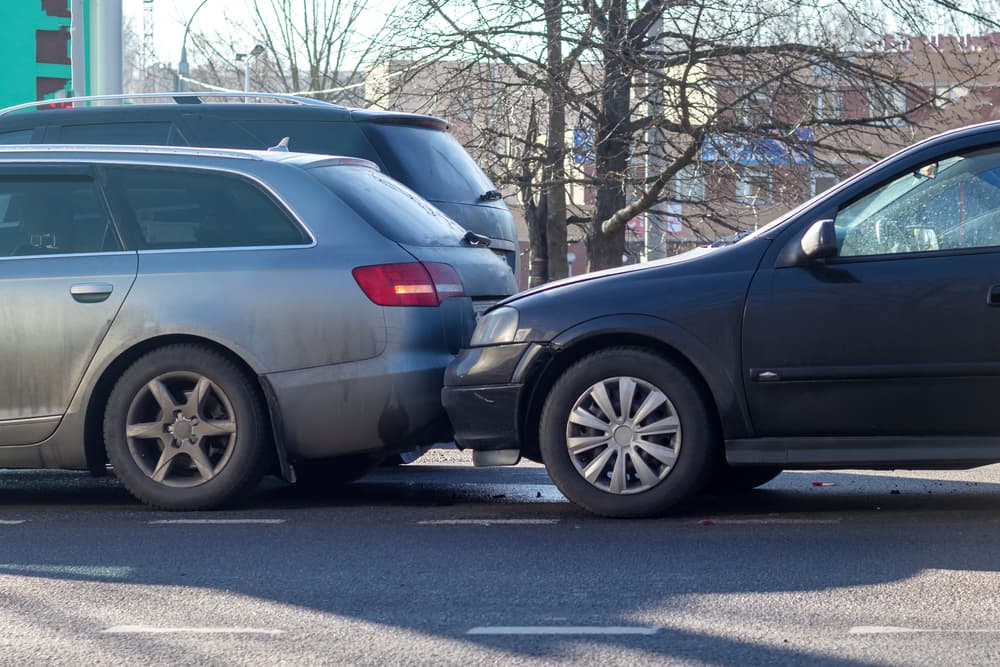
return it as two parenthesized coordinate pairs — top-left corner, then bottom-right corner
(70, 0), (86, 96)
(90, 0), (123, 100)
(178, 0), (212, 92)
(244, 60), (251, 102)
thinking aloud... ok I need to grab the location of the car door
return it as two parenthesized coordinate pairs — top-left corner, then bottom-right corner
(0, 165), (137, 445)
(742, 145), (1000, 437)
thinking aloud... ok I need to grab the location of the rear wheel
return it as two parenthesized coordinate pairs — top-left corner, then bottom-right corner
(103, 344), (268, 510)
(539, 348), (718, 518)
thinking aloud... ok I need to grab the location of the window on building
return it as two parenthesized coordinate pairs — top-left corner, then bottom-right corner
(737, 89), (772, 125)
(737, 169), (771, 205)
(811, 171), (839, 197)
(814, 89), (841, 122)
(674, 165), (705, 202)
(870, 86), (907, 125)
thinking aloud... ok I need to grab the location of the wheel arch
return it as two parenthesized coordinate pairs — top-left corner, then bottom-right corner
(517, 315), (750, 461)
(83, 333), (287, 478)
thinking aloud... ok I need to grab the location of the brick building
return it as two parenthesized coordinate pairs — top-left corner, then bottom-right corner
(367, 35), (1000, 289)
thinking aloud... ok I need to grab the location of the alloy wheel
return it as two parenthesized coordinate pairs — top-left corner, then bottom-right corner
(124, 372), (238, 488)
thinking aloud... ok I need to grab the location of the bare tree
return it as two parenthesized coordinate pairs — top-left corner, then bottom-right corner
(381, 0), (1000, 277)
(186, 0), (389, 104)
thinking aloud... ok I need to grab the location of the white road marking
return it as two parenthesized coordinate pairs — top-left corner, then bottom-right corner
(467, 626), (660, 636)
(850, 626), (1000, 635)
(0, 520), (26, 525)
(147, 519), (285, 525)
(0, 564), (131, 578)
(418, 519), (559, 526)
(700, 518), (842, 525)
(102, 626), (285, 635)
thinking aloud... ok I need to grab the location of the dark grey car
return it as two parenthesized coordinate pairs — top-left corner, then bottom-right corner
(0, 145), (515, 509)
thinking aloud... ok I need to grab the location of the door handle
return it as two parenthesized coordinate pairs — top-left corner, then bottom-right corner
(70, 282), (114, 303)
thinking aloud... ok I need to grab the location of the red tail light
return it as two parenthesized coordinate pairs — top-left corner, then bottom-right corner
(352, 262), (465, 306)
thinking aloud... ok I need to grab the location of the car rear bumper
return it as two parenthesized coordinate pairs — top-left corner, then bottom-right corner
(266, 350), (454, 461)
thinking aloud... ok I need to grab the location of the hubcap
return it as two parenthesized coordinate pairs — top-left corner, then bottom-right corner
(124, 372), (238, 488)
(564, 376), (682, 495)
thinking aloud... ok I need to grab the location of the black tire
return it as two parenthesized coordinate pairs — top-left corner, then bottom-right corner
(706, 464), (782, 494)
(539, 347), (719, 518)
(103, 344), (268, 510)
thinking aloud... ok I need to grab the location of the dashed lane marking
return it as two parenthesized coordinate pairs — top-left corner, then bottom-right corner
(467, 626), (660, 636)
(418, 519), (559, 526)
(147, 519), (286, 525)
(102, 626), (285, 635)
(700, 518), (842, 525)
(849, 626), (1000, 635)
(0, 520), (26, 525)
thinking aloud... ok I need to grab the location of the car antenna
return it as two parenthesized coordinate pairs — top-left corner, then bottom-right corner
(267, 137), (290, 152)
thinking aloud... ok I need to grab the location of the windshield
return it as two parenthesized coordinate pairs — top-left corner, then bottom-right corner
(311, 165), (468, 247)
(362, 123), (497, 203)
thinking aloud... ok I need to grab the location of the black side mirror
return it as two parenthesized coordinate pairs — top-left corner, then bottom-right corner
(800, 219), (838, 260)
(776, 218), (838, 267)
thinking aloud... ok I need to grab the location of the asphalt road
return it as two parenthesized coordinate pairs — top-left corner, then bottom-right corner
(1, 453), (1000, 666)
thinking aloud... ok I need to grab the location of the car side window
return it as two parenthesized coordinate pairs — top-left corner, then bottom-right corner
(106, 167), (309, 249)
(0, 129), (35, 144)
(58, 122), (174, 145)
(837, 150), (1000, 257)
(234, 120), (381, 163)
(0, 177), (121, 257)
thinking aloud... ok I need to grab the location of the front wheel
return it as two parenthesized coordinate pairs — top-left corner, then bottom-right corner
(103, 344), (269, 510)
(539, 348), (718, 518)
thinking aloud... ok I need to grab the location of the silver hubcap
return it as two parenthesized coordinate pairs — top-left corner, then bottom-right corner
(564, 376), (681, 495)
(125, 372), (238, 488)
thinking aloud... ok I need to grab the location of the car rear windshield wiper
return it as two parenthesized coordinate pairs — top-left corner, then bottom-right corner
(478, 189), (502, 202)
(463, 230), (492, 247)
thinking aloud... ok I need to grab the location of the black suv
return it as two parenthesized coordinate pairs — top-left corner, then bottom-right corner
(0, 93), (518, 277)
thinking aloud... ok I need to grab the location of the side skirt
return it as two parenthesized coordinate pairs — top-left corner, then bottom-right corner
(725, 436), (1000, 469)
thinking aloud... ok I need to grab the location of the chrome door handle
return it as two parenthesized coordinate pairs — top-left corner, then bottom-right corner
(70, 282), (114, 303)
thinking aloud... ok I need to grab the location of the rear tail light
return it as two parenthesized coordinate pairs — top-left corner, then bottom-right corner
(352, 262), (465, 306)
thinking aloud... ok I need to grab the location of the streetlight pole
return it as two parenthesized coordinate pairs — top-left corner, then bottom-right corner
(235, 45), (265, 102)
(177, 0), (212, 93)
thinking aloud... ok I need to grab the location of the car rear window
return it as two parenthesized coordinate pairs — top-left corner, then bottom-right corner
(311, 165), (467, 246)
(361, 123), (497, 203)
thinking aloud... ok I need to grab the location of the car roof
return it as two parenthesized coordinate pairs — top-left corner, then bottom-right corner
(0, 95), (449, 131)
(0, 144), (379, 170)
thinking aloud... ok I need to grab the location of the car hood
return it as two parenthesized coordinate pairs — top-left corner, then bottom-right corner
(501, 245), (717, 306)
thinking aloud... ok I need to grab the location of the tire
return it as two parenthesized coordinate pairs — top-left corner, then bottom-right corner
(706, 465), (782, 494)
(539, 347), (719, 518)
(103, 344), (268, 510)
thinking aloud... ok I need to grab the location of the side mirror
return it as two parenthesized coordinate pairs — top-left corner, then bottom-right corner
(800, 218), (838, 260)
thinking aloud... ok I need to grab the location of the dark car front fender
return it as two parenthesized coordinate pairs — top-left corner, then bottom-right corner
(547, 314), (752, 439)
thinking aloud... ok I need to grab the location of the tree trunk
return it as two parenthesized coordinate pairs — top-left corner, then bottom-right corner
(587, 0), (631, 272)
(526, 193), (548, 287)
(543, 0), (568, 281)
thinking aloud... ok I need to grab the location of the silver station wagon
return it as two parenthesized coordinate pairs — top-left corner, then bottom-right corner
(0, 145), (515, 509)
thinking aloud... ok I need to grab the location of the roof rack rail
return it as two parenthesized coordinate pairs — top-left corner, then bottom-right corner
(0, 92), (339, 116)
